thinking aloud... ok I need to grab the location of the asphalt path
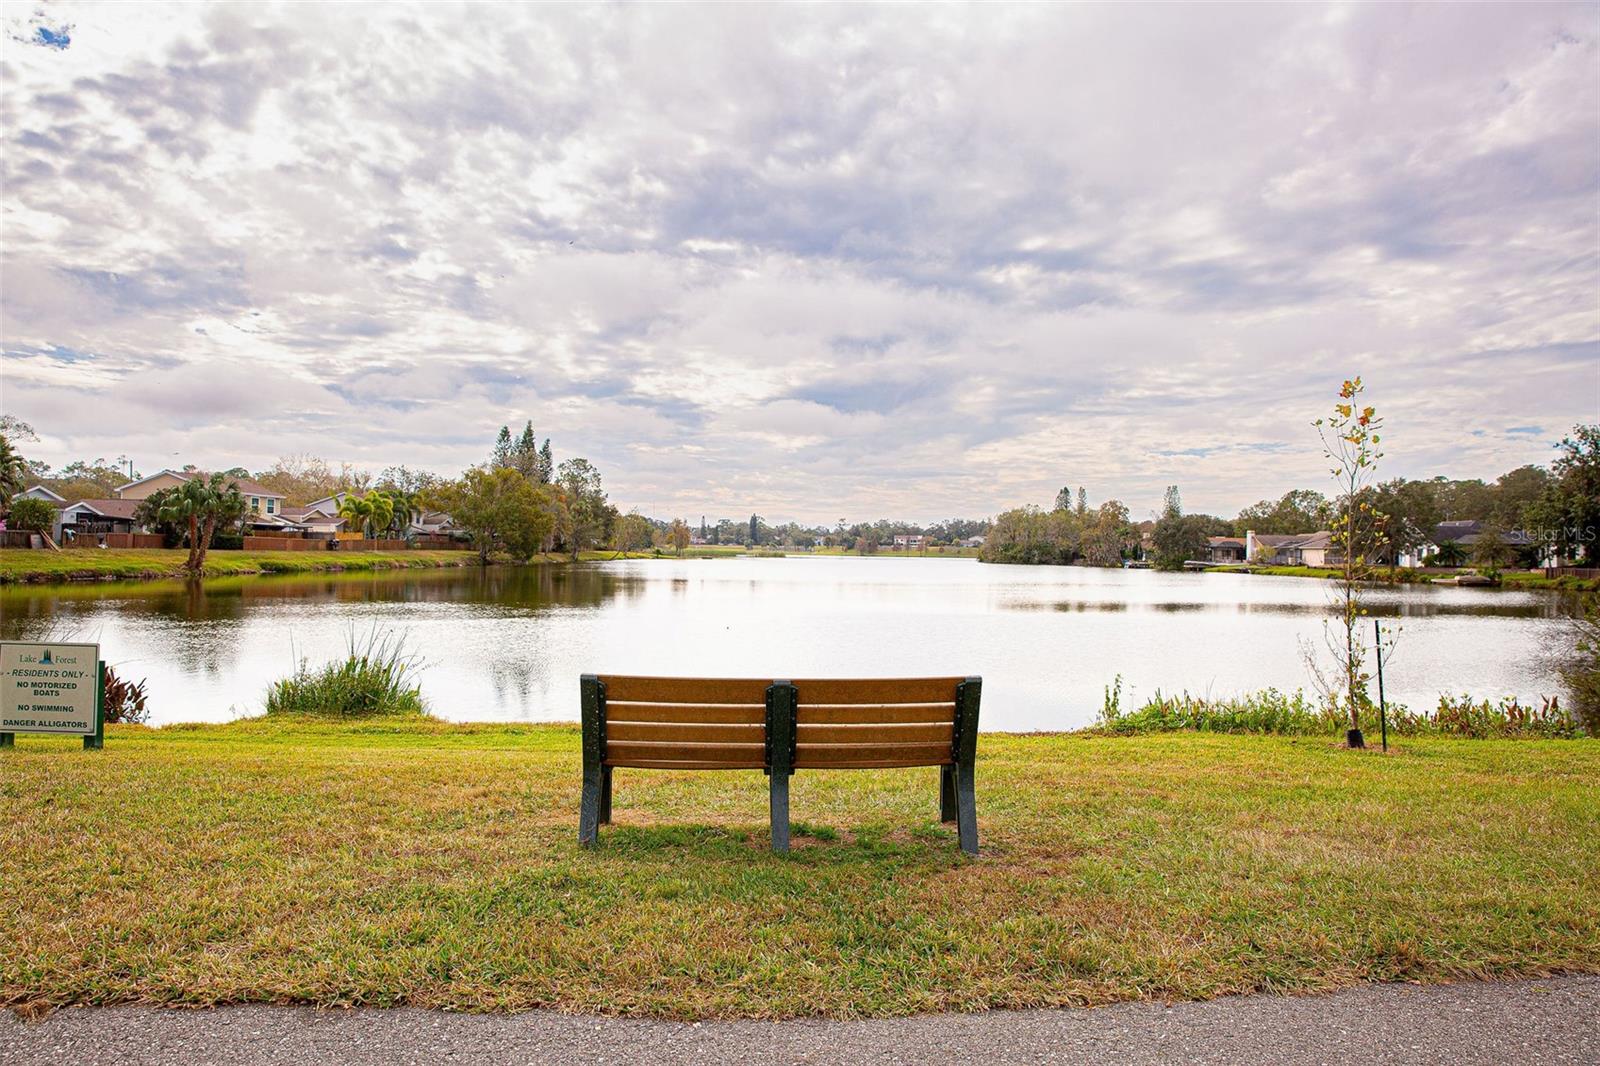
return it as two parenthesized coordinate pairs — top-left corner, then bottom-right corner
(4, 976), (1596, 1065)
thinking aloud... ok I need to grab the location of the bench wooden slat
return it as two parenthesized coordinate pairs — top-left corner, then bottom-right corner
(796, 722), (953, 745)
(604, 739), (765, 768)
(796, 703), (955, 725)
(605, 703), (766, 725)
(792, 677), (964, 704)
(794, 742), (954, 768)
(599, 676), (771, 704)
(607, 721), (765, 744)
(794, 757), (959, 770)
(602, 760), (765, 771)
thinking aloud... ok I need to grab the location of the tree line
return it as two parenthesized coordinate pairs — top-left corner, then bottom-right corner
(978, 423), (1598, 571)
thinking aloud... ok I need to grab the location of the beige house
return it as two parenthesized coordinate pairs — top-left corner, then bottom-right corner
(115, 469), (288, 520)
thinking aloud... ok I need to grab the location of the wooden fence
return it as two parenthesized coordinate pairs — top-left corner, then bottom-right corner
(1546, 566), (1600, 580)
(414, 535), (470, 550)
(334, 538), (410, 552)
(66, 533), (165, 549)
(243, 536), (326, 552)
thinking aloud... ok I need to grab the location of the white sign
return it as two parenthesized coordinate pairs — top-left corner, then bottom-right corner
(1, 642), (100, 734)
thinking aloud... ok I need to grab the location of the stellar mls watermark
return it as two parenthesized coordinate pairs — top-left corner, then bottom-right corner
(1512, 525), (1597, 545)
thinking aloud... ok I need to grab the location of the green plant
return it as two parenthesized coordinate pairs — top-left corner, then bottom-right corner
(265, 628), (427, 718)
(1563, 594), (1600, 734)
(157, 473), (248, 573)
(1429, 694), (1583, 739)
(0, 432), (27, 510)
(7, 496), (55, 533)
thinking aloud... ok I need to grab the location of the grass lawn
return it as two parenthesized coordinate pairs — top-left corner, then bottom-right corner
(1202, 564), (1598, 592)
(2, 722), (1595, 1018)
(0, 548), (656, 585)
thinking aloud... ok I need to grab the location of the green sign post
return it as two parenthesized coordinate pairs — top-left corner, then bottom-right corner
(0, 642), (104, 750)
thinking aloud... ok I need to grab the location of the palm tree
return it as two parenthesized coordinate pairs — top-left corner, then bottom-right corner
(384, 489), (421, 536)
(157, 473), (245, 573)
(157, 479), (207, 571)
(339, 490), (395, 539)
(0, 433), (28, 512)
(338, 494), (374, 538)
(365, 491), (395, 539)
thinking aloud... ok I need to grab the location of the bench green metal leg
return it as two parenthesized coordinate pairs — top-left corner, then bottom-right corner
(579, 674), (606, 848)
(955, 761), (978, 856)
(940, 764), (956, 822)
(770, 771), (790, 853)
(766, 680), (797, 854)
(953, 676), (981, 856)
(578, 765), (603, 847)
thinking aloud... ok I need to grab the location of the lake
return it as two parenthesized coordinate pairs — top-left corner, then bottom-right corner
(0, 557), (1571, 730)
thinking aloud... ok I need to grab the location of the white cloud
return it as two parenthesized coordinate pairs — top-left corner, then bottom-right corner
(1, 1), (1596, 523)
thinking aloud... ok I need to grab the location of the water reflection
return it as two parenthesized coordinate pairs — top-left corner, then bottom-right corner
(0, 558), (1573, 730)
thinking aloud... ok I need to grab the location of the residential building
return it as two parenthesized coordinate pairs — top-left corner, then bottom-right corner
(1244, 530), (1340, 567)
(1408, 520), (1539, 567)
(57, 499), (142, 540)
(1206, 536), (1247, 564)
(17, 485), (67, 541)
(892, 534), (927, 550)
(114, 468), (297, 534)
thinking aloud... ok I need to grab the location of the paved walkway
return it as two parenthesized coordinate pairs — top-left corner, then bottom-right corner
(4, 976), (1596, 1065)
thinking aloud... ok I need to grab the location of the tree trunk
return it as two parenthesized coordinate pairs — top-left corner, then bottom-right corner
(195, 514), (217, 573)
(185, 516), (200, 572)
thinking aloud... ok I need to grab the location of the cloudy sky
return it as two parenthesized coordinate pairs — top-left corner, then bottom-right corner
(2, 2), (1596, 523)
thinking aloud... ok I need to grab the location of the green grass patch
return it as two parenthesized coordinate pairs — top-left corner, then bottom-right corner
(1, 723), (1595, 1017)
(0, 548), (658, 586)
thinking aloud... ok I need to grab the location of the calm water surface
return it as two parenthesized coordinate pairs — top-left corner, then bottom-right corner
(0, 557), (1569, 730)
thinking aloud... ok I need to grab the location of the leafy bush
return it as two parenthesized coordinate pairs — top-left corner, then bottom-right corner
(210, 533), (245, 550)
(1095, 686), (1587, 739)
(1098, 687), (1330, 735)
(1563, 595), (1600, 735)
(265, 629), (426, 718)
(1426, 694), (1583, 739)
(7, 496), (56, 534)
(102, 664), (149, 724)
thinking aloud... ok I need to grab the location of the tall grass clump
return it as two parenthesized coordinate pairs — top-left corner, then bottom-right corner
(1098, 685), (1327, 735)
(1095, 683), (1589, 739)
(265, 628), (427, 718)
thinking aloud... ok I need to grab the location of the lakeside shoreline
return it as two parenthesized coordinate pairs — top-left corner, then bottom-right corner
(0, 547), (665, 586)
(3, 546), (1589, 590)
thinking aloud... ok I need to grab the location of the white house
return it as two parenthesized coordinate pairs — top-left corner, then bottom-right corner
(17, 485), (67, 542)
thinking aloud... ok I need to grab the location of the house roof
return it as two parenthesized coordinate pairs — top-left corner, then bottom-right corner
(1251, 531), (1330, 549)
(115, 468), (286, 499)
(61, 498), (140, 519)
(1208, 536), (1246, 547)
(21, 484), (66, 503)
(1432, 520), (1534, 547)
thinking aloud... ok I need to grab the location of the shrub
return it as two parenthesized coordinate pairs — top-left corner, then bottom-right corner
(265, 629), (426, 718)
(210, 533), (245, 550)
(1429, 694), (1584, 739)
(1563, 595), (1600, 735)
(102, 664), (149, 724)
(7, 496), (56, 533)
(1097, 687), (1329, 735)
(1093, 686), (1587, 739)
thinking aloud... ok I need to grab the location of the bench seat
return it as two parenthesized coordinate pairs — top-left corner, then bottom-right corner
(578, 674), (981, 854)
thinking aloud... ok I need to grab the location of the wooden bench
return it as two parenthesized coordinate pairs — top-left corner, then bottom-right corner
(579, 675), (982, 855)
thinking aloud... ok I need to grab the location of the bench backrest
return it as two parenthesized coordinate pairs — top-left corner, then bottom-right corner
(587, 675), (980, 772)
